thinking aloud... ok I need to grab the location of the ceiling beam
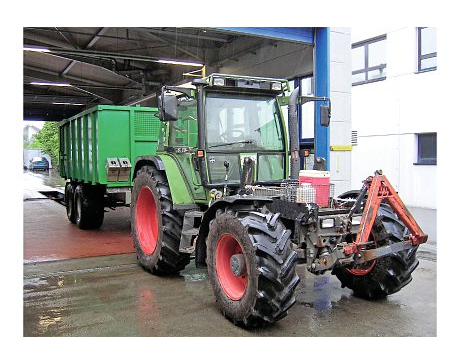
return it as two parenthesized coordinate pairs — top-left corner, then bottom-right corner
(124, 92), (157, 106)
(24, 52), (141, 87)
(72, 85), (113, 103)
(54, 27), (80, 49)
(86, 27), (109, 48)
(144, 28), (230, 43)
(24, 27), (170, 46)
(25, 65), (114, 87)
(23, 31), (77, 49)
(131, 28), (204, 61)
(24, 80), (142, 91)
(211, 39), (277, 67)
(26, 46), (204, 66)
(61, 27), (109, 77)
(24, 69), (115, 103)
(24, 94), (94, 104)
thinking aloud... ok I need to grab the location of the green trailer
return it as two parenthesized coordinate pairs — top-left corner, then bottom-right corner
(59, 105), (161, 229)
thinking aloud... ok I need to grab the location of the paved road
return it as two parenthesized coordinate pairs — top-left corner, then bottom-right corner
(23, 251), (436, 336)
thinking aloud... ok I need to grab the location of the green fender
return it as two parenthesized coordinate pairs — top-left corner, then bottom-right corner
(155, 154), (195, 206)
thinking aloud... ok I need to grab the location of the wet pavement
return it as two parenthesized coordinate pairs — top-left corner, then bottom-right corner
(23, 170), (437, 336)
(23, 170), (135, 262)
(23, 253), (436, 336)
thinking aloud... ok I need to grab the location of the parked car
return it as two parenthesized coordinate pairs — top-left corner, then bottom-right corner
(29, 157), (49, 171)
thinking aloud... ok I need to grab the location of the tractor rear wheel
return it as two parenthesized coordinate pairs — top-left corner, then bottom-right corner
(333, 204), (419, 299)
(207, 209), (300, 327)
(131, 165), (190, 274)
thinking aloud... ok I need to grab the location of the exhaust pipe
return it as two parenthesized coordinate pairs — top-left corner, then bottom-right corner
(288, 87), (300, 180)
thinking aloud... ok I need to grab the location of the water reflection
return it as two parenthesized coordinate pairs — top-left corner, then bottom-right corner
(24, 169), (66, 189)
(182, 272), (208, 283)
(37, 309), (63, 335)
(313, 275), (333, 312)
(137, 285), (159, 336)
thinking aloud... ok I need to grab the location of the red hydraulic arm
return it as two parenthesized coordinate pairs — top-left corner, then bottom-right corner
(344, 171), (428, 256)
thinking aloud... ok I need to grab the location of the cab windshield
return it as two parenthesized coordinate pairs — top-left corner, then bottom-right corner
(205, 93), (284, 151)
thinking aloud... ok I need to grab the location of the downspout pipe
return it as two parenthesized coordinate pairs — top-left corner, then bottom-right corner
(288, 87), (300, 180)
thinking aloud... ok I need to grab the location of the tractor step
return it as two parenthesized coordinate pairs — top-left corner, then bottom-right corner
(179, 210), (203, 253)
(182, 228), (199, 236)
(179, 229), (199, 253)
(184, 210), (204, 218)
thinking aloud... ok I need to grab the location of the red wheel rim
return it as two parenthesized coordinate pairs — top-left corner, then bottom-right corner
(136, 186), (159, 255)
(347, 232), (377, 276)
(215, 234), (248, 300)
(347, 260), (376, 276)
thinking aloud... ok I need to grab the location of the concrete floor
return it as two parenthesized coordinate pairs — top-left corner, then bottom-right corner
(23, 170), (437, 336)
(23, 171), (135, 263)
(24, 253), (436, 336)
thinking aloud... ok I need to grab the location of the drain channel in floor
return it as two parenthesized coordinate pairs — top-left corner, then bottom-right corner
(37, 190), (65, 206)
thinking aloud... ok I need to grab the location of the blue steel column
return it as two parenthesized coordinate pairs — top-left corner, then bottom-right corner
(314, 27), (330, 170)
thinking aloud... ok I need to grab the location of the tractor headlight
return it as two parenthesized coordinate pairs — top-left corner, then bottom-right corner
(351, 216), (362, 225)
(271, 82), (282, 91)
(321, 218), (334, 228)
(213, 77), (225, 86)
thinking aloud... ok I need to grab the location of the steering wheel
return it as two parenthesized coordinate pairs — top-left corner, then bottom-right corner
(219, 130), (245, 142)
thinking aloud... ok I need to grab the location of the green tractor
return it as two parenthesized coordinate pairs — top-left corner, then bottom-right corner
(130, 73), (427, 327)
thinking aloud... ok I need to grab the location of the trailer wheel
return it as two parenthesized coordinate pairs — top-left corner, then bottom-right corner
(207, 210), (300, 327)
(333, 204), (419, 299)
(65, 183), (76, 223)
(131, 165), (190, 274)
(74, 184), (105, 230)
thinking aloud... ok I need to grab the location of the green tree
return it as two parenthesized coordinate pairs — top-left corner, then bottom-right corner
(32, 122), (59, 167)
(23, 127), (36, 149)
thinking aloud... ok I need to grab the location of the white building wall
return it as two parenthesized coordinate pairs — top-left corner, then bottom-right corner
(351, 27), (437, 209)
(329, 27), (352, 196)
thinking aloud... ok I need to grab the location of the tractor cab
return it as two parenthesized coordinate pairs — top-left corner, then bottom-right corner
(158, 74), (294, 194)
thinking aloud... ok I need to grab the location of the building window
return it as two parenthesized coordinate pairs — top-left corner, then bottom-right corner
(300, 76), (314, 140)
(418, 27), (437, 72)
(352, 35), (387, 86)
(282, 75), (315, 142)
(416, 133), (437, 165)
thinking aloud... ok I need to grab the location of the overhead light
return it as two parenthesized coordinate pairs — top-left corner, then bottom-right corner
(23, 47), (50, 53)
(213, 77), (225, 86)
(271, 82), (282, 91)
(52, 102), (84, 106)
(30, 82), (71, 87)
(351, 216), (362, 225)
(156, 59), (203, 67)
(320, 218), (335, 229)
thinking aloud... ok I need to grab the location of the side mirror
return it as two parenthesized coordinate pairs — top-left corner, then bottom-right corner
(158, 93), (178, 121)
(320, 104), (330, 127)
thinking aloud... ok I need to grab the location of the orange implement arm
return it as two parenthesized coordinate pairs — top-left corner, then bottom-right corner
(344, 171), (428, 256)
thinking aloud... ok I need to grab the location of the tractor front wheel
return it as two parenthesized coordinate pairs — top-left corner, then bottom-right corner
(207, 209), (300, 326)
(131, 165), (190, 274)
